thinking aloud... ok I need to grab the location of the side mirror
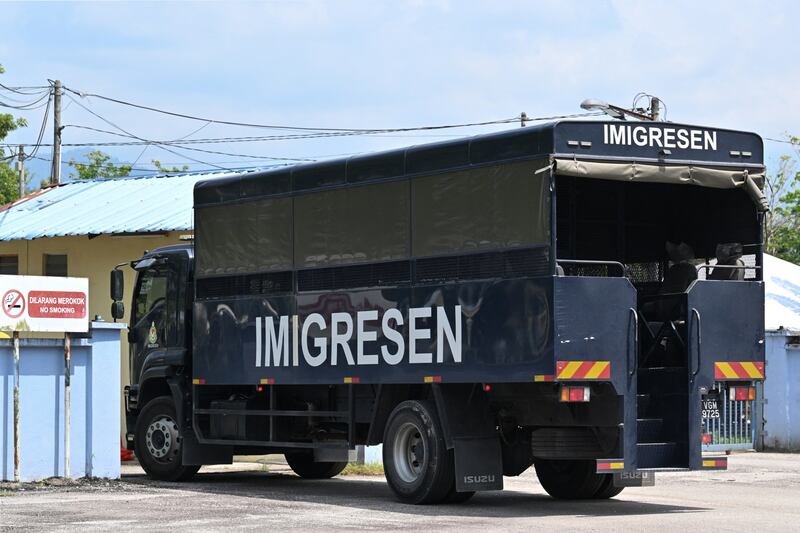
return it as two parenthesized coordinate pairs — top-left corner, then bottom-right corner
(111, 301), (125, 320)
(111, 270), (124, 301)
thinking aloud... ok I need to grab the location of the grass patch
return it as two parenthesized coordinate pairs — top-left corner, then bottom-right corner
(340, 463), (384, 476)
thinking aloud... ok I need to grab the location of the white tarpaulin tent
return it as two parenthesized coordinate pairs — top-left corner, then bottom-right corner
(762, 254), (800, 451)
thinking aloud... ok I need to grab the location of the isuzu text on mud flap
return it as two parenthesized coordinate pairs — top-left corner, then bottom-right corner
(254, 305), (463, 368)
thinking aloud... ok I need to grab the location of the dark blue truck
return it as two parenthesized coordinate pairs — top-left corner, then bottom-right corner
(116, 120), (767, 504)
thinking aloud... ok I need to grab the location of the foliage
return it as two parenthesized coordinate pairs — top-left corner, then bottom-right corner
(67, 150), (132, 180)
(765, 140), (800, 265)
(0, 64), (28, 204)
(339, 462), (384, 476)
(151, 159), (189, 174)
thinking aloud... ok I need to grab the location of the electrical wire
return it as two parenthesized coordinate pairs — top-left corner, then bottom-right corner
(0, 91), (51, 110)
(64, 93), (236, 171)
(63, 85), (521, 133)
(0, 83), (50, 95)
(25, 93), (52, 160)
(765, 137), (798, 145)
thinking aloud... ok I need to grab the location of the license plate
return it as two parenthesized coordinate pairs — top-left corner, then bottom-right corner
(702, 398), (720, 420)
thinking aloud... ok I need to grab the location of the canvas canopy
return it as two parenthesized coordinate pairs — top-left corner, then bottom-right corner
(553, 158), (768, 212)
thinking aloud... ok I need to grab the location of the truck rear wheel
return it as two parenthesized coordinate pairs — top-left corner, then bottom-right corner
(135, 396), (200, 481)
(383, 400), (454, 504)
(534, 459), (607, 499)
(592, 475), (624, 499)
(285, 451), (347, 479)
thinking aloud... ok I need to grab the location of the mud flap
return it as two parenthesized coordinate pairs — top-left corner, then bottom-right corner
(182, 429), (233, 466)
(613, 471), (655, 487)
(432, 383), (503, 492)
(453, 437), (504, 492)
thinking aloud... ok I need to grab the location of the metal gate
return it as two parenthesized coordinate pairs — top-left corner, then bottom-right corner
(702, 381), (757, 452)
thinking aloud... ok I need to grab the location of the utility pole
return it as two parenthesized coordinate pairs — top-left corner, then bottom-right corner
(17, 145), (25, 198)
(650, 97), (661, 121)
(51, 80), (62, 185)
(520, 112), (528, 127)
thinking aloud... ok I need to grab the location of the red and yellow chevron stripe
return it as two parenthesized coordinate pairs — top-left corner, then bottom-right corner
(714, 361), (765, 380)
(556, 360), (611, 380)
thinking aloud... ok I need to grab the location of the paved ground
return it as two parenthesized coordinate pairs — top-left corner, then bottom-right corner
(2, 452), (800, 531)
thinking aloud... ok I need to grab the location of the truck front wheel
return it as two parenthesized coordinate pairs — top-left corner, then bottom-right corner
(534, 459), (611, 499)
(383, 400), (454, 504)
(135, 396), (200, 481)
(285, 451), (347, 479)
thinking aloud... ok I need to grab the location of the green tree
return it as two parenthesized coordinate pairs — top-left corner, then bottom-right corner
(765, 138), (800, 264)
(67, 150), (132, 180)
(0, 64), (28, 204)
(151, 159), (189, 174)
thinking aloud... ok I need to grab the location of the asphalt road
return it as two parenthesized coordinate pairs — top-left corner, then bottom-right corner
(2, 452), (799, 532)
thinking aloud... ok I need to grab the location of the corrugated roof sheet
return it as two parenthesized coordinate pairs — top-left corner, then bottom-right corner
(0, 170), (250, 241)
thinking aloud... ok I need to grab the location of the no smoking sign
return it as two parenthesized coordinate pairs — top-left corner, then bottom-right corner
(3, 289), (25, 318)
(0, 275), (88, 333)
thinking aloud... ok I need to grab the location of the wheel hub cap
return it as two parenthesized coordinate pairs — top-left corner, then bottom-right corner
(145, 415), (180, 461)
(393, 422), (427, 483)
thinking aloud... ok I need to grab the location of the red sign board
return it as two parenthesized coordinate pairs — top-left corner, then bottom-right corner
(28, 290), (87, 319)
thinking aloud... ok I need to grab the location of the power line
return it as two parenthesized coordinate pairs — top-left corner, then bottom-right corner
(0, 90), (50, 110)
(64, 93), (234, 171)
(765, 137), (798, 145)
(63, 85), (522, 133)
(61, 123), (314, 162)
(26, 93), (52, 160)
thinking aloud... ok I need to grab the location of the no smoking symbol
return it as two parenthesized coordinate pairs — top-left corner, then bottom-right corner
(2, 289), (25, 318)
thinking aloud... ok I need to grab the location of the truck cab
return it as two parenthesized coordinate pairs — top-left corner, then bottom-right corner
(120, 245), (197, 479)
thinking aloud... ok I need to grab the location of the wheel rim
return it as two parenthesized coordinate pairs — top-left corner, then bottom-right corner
(145, 415), (180, 463)
(393, 421), (427, 483)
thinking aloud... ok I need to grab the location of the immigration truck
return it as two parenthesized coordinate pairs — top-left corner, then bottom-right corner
(114, 119), (766, 504)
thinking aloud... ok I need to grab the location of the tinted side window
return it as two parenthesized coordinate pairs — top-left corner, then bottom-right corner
(412, 161), (549, 257)
(195, 197), (293, 277)
(294, 180), (409, 267)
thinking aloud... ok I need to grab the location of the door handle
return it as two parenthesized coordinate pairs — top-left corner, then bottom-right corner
(691, 308), (701, 377)
(628, 307), (638, 377)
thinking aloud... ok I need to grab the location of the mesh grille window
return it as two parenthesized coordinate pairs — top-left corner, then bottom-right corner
(626, 262), (663, 283)
(195, 197), (293, 277)
(416, 247), (550, 283)
(294, 180), (409, 268)
(197, 271), (293, 300)
(298, 260), (410, 292)
(412, 160), (550, 257)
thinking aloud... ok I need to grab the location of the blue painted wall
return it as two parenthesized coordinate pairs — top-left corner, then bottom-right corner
(763, 330), (800, 451)
(0, 322), (125, 481)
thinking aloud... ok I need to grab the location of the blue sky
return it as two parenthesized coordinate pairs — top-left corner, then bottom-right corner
(1, 0), (797, 179)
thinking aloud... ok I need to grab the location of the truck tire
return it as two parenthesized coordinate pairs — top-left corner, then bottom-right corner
(135, 396), (200, 481)
(443, 482), (476, 504)
(592, 475), (624, 499)
(285, 451), (347, 479)
(534, 459), (606, 499)
(383, 400), (454, 504)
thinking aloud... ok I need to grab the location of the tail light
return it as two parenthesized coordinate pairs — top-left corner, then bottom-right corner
(729, 385), (756, 401)
(560, 385), (591, 403)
